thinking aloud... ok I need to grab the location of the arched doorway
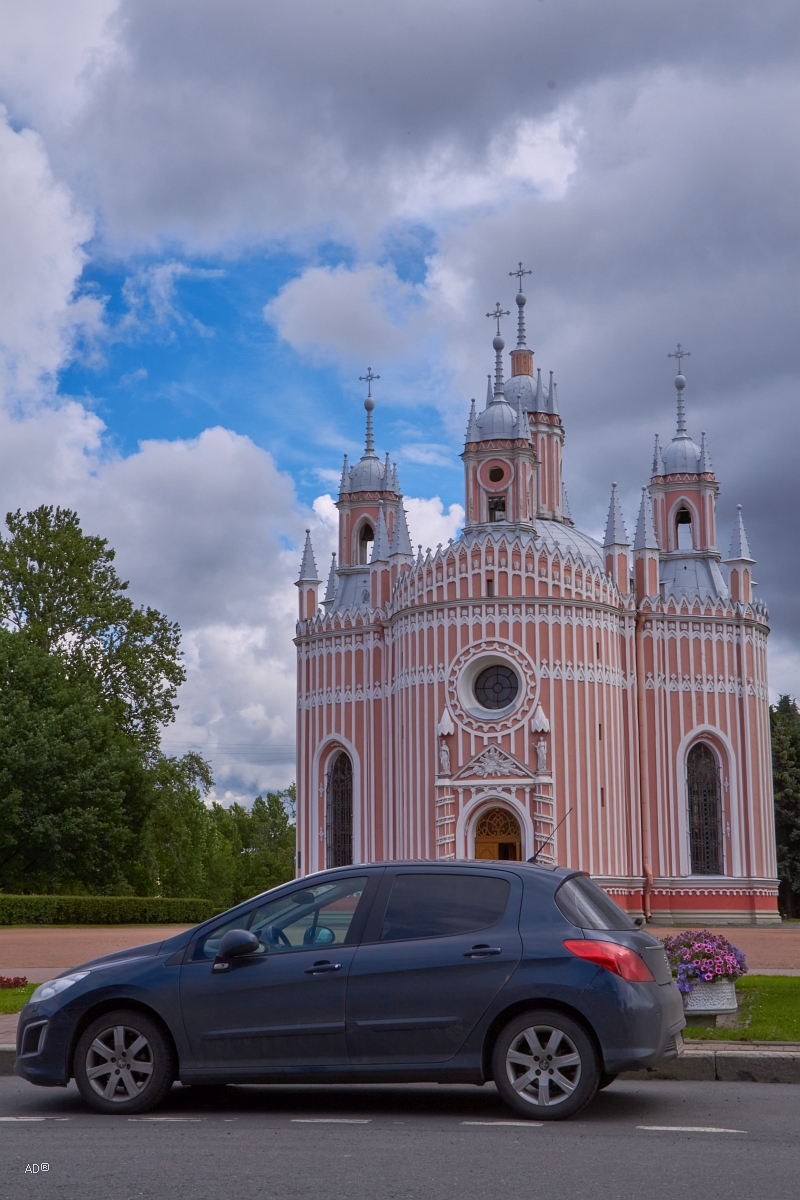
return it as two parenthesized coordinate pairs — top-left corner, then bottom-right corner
(474, 807), (522, 861)
(687, 742), (723, 875)
(326, 752), (353, 868)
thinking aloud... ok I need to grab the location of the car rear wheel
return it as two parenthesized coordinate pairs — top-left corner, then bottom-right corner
(74, 1009), (176, 1114)
(491, 1010), (600, 1120)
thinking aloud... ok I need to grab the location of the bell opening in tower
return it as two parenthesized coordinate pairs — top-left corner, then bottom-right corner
(488, 496), (506, 523)
(676, 507), (693, 550)
(358, 523), (374, 564)
(326, 752), (353, 868)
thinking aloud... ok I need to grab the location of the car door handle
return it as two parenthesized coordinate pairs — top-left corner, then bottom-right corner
(304, 961), (342, 974)
(463, 945), (502, 958)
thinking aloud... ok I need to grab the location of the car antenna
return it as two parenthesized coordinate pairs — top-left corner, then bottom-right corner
(528, 808), (572, 864)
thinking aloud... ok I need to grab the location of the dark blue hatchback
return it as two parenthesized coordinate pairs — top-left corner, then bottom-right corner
(16, 862), (684, 1119)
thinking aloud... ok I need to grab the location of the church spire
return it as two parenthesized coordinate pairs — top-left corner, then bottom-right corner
(667, 344), (691, 436)
(486, 302), (510, 398)
(509, 261), (532, 349)
(390, 503), (413, 557)
(297, 529), (320, 583)
(466, 398), (479, 441)
(370, 501), (390, 562)
(322, 552), (337, 610)
(359, 367), (380, 457)
(603, 483), (629, 547)
(633, 487), (659, 550)
(726, 504), (755, 563)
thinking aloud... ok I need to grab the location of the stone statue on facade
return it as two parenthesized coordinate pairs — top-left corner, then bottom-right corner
(438, 738), (451, 776)
(536, 737), (548, 773)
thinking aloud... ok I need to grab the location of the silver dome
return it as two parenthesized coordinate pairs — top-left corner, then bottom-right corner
(662, 434), (701, 475)
(536, 520), (605, 571)
(476, 399), (518, 439)
(348, 453), (387, 491)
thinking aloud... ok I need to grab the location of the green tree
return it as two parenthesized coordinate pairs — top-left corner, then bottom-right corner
(205, 787), (296, 908)
(0, 506), (184, 753)
(771, 695), (800, 918)
(0, 629), (146, 893)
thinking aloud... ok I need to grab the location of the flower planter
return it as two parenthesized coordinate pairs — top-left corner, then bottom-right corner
(682, 977), (737, 1015)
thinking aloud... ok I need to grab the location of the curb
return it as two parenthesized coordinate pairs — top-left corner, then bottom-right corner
(0, 1045), (16, 1076)
(619, 1046), (800, 1084)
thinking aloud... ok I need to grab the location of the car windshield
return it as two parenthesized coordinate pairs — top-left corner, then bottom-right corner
(554, 875), (637, 931)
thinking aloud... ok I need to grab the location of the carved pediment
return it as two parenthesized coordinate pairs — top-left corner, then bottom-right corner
(452, 745), (532, 781)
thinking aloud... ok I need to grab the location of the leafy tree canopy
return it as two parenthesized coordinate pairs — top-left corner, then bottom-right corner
(771, 694), (800, 918)
(0, 506), (184, 752)
(0, 629), (147, 893)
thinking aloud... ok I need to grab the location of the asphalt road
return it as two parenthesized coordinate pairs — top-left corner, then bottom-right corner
(0, 1075), (797, 1200)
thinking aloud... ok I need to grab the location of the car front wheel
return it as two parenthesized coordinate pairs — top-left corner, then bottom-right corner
(74, 1009), (176, 1114)
(491, 1009), (600, 1120)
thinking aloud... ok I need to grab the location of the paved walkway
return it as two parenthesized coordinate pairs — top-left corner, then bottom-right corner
(0, 925), (191, 970)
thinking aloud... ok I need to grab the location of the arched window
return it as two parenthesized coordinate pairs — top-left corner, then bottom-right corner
(474, 807), (521, 861)
(676, 507), (693, 550)
(358, 523), (374, 564)
(326, 752), (353, 868)
(687, 742), (723, 875)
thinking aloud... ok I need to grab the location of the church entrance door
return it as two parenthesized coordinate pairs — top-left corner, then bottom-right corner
(474, 807), (522, 861)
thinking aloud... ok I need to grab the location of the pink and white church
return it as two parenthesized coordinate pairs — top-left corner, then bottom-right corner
(294, 270), (778, 925)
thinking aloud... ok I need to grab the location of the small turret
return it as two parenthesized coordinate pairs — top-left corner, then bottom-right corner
(633, 487), (660, 599)
(295, 529), (321, 620)
(724, 504), (756, 603)
(603, 482), (630, 590)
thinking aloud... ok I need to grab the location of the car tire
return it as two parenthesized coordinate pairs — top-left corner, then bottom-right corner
(74, 1009), (176, 1115)
(491, 1009), (600, 1121)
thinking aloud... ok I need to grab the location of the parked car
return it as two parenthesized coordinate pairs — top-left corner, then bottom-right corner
(16, 862), (684, 1119)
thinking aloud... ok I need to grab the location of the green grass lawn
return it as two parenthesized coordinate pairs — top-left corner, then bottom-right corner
(684, 975), (800, 1042)
(0, 984), (36, 1014)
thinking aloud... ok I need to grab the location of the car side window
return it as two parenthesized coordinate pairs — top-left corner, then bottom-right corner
(249, 877), (369, 952)
(379, 873), (511, 942)
(194, 915), (257, 961)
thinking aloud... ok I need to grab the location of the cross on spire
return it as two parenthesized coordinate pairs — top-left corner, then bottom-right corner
(359, 367), (380, 397)
(668, 344), (691, 372)
(509, 261), (532, 292)
(486, 302), (510, 335)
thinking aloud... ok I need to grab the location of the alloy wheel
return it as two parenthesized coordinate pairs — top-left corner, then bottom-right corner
(84, 1024), (155, 1103)
(504, 1023), (582, 1107)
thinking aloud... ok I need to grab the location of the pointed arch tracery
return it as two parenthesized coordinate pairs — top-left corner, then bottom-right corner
(687, 742), (723, 875)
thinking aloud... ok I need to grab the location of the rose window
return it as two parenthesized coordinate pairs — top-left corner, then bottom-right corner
(474, 665), (519, 710)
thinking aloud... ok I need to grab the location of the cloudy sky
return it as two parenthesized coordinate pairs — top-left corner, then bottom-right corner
(0, 0), (798, 801)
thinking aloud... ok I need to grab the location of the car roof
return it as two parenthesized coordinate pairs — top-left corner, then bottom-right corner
(301, 860), (576, 885)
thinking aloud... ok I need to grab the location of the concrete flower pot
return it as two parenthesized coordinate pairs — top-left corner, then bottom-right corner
(682, 978), (738, 1015)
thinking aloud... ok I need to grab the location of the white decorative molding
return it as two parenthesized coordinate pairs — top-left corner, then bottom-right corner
(531, 704), (550, 733)
(437, 708), (456, 737)
(452, 745), (531, 781)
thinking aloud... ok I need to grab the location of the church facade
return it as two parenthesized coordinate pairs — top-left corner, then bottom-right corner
(294, 274), (778, 925)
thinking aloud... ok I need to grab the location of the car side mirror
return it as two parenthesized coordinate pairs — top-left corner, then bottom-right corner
(634, 917), (645, 927)
(212, 929), (261, 973)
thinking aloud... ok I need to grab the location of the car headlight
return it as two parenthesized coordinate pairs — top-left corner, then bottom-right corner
(30, 973), (90, 1002)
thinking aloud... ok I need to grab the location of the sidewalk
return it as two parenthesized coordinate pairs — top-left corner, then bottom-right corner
(0, 926), (191, 1048)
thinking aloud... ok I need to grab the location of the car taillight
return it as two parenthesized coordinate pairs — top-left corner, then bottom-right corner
(563, 939), (654, 982)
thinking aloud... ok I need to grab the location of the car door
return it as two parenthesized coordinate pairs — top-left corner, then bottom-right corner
(345, 868), (522, 1065)
(180, 874), (376, 1073)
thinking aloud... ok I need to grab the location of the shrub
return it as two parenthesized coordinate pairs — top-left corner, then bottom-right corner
(0, 976), (27, 988)
(0, 895), (214, 926)
(662, 929), (748, 994)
